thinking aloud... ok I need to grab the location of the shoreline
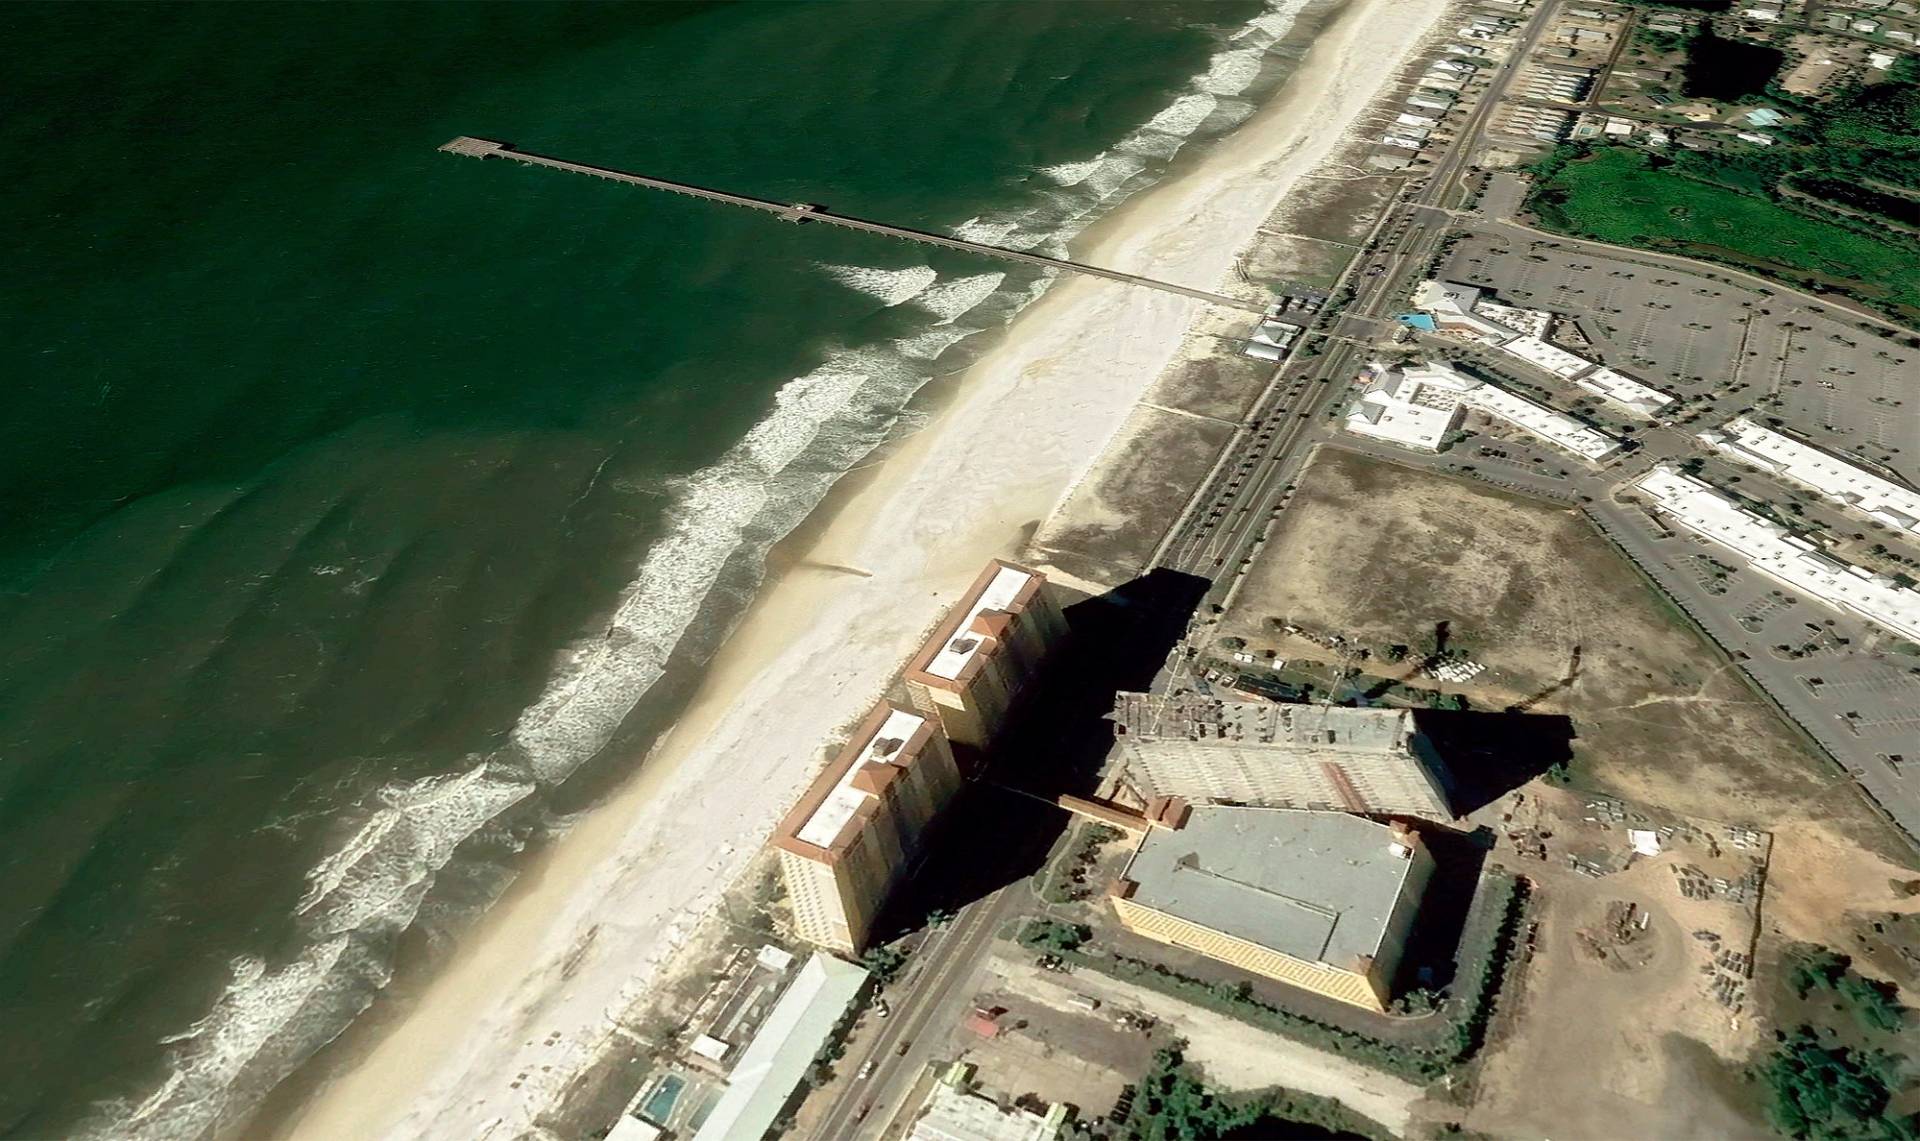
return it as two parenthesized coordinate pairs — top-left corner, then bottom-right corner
(274, 2), (1446, 1136)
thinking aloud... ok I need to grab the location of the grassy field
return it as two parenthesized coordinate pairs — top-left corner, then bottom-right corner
(1530, 147), (1920, 322)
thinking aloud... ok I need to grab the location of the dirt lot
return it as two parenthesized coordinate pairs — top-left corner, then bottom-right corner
(1216, 447), (1920, 1134)
(980, 949), (1426, 1136)
(1220, 447), (1877, 824)
(1467, 858), (1768, 1140)
(959, 948), (1170, 1122)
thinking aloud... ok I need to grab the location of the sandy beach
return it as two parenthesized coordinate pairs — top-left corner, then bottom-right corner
(279, 1), (1446, 1136)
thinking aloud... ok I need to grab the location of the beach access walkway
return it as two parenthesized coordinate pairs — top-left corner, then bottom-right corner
(440, 137), (1264, 313)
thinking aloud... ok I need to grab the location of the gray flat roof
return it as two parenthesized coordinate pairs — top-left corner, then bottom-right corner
(1122, 808), (1416, 967)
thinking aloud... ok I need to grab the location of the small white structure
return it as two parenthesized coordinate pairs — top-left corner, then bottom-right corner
(1633, 466), (1920, 641)
(689, 1034), (732, 1063)
(608, 1117), (664, 1141)
(1735, 131), (1777, 146)
(911, 1067), (1067, 1141)
(1346, 360), (1619, 462)
(1697, 417), (1920, 534)
(1869, 50), (1897, 70)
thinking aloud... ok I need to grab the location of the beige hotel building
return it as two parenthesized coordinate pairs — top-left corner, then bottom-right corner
(904, 560), (1066, 750)
(773, 702), (962, 954)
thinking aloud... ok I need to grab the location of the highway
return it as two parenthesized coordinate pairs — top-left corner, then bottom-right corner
(1157, 0), (1563, 593)
(806, 886), (1019, 1140)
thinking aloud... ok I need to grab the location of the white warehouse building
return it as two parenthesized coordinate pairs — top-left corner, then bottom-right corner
(1697, 418), (1920, 535)
(1633, 466), (1920, 641)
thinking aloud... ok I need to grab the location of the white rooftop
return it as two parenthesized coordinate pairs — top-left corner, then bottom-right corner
(1468, 383), (1619, 461)
(1345, 363), (1470, 451)
(1347, 360), (1617, 462)
(1698, 418), (1920, 533)
(911, 1082), (1061, 1141)
(924, 565), (1034, 681)
(1576, 366), (1674, 417)
(1634, 466), (1920, 641)
(691, 954), (869, 1141)
(1503, 333), (1594, 379)
(1412, 280), (1675, 417)
(794, 707), (928, 848)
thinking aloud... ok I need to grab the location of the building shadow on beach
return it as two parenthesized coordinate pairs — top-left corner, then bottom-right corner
(871, 568), (1210, 942)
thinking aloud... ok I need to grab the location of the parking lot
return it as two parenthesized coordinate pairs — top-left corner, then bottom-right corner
(1437, 220), (1920, 486)
(1588, 503), (1920, 833)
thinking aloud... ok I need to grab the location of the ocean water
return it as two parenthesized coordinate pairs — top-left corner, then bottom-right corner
(0, 1), (1314, 1135)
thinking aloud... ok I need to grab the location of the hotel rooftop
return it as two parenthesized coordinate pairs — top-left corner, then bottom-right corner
(906, 560), (1046, 688)
(778, 704), (937, 856)
(1346, 360), (1619, 461)
(1411, 279), (1674, 418)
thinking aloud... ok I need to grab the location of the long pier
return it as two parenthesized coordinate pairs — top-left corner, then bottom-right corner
(439, 137), (1263, 313)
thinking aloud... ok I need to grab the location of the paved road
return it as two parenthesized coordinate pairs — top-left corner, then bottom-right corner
(1157, 0), (1563, 593)
(809, 885), (1018, 1140)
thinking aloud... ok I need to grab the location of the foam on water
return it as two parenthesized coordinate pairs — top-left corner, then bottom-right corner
(914, 272), (1006, 324)
(103, 3), (1318, 1134)
(1039, 156), (1106, 187)
(950, 216), (1023, 247)
(819, 263), (939, 306)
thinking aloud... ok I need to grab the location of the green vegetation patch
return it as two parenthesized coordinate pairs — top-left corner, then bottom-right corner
(1529, 148), (1920, 319)
(1754, 944), (1917, 1141)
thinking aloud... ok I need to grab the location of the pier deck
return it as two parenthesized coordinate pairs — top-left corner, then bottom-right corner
(439, 137), (1263, 313)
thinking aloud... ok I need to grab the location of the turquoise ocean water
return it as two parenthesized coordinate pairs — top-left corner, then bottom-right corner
(0, 2), (1314, 1134)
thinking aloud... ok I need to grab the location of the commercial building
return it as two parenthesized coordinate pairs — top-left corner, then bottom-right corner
(1345, 360), (1619, 462)
(689, 953), (869, 1141)
(1410, 280), (1674, 418)
(1344, 362), (1465, 452)
(1697, 417), (1920, 534)
(1502, 333), (1594, 378)
(905, 560), (1067, 749)
(774, 703), (962, 953)
(1108, 807), (1433, 1012)
(1632, 466), (1920, 641)
(1110, 693), (1455, 820)
(1574, 366), (1675, 417)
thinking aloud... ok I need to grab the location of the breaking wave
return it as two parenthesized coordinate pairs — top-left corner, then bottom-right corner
(95, 2), (1313, 1136)
(819, 263), (940, 306)
(915, 272), (1006, 324)
(1039, 156), (1106, 187)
